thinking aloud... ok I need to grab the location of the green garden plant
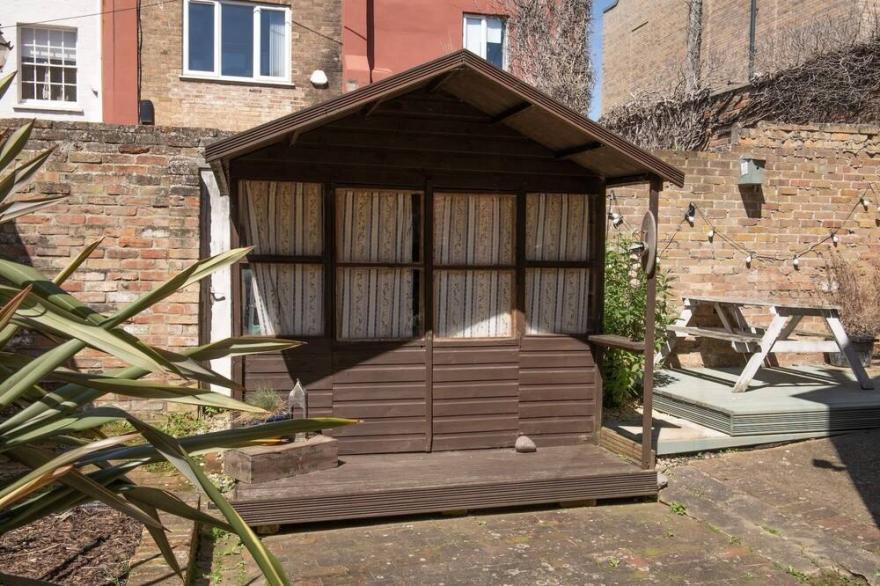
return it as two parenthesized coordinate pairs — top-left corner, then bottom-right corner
(602, 230), (674, 408)
(0, 71), (355, 586)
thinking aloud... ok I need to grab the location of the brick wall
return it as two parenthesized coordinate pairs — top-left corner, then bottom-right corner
(139, 0), (342, 131)
(601, 0), (878, 115)
(611, 122), (880, 365)
(600, 0), (689, 115)
(0, 119), (230, 412)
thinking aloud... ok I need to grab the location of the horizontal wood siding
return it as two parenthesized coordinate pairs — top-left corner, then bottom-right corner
(330, 341), (427, 454)
(432, 344), (519, 451)
(242, 340), (427, 454)
(518, 336), (596, 446)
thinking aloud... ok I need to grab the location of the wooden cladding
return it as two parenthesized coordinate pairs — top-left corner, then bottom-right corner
(242, 336), (596, 454)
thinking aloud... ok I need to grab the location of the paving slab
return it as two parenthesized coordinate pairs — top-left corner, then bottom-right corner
(661, 429), (880, 584)
(208, 501), (799, 585)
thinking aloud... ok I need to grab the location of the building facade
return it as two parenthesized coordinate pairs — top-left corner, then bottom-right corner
(1, 1), (513, 129)
(343, 0), (511, 89)
(0, 1), (105, 122)
(600, 0), (880, 115)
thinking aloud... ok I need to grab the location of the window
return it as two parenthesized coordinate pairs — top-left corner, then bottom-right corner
(525, 193), (591, 335)
(434, 193), (515, 338)
(184, 0), (290, 82)
(18, 26), (77, 103)
(336, 189), (423, 340)
(241, 181), (324, 336)
(463, 14), (506, 69)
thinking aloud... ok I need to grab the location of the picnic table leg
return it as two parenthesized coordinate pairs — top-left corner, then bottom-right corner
(825, 313), (875, 390)
(732, 312), (788, 393)
(655, 301), (694, 366)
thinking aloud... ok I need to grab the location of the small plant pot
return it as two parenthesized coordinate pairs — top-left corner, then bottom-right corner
(825, 336), (877, 368)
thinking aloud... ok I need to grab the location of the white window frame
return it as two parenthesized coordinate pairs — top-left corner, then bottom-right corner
(182, 0), (292, 84)
(462, 13), (508, 70)
(17, 24), (79, 107)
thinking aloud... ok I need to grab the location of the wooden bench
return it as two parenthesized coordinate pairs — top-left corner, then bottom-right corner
(666, 325), (761, 344)
(658, 296), (874, 392)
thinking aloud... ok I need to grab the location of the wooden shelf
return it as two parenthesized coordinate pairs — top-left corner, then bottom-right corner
(588, 334), (645, 353)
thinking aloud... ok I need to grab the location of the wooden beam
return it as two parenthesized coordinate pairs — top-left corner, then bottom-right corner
(606, 174), (656, 187)
(231, 160), (604, 193)
(554, 142), (602, 159)
(490, 102), (532, 124)
(641, 178), (662, 470)
(588, 334), (645, 353)
(424, 69), (460, 93)
(247, 144), (599, 177)
(362, 98), (387, 117)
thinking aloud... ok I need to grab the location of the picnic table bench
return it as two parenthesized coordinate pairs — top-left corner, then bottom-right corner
(658, 295), (875, 392)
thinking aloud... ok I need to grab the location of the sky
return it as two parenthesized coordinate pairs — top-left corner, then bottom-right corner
(589, 0), (617, 120)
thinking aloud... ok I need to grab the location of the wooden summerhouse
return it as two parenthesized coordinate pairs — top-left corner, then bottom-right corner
(206, 50), (685, 525)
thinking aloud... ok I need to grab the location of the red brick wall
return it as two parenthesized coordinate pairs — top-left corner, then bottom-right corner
(610, 122), (880, 365)
(0, 120), (231, 411)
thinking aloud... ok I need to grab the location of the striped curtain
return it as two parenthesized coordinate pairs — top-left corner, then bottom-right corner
(526, 193), (589, 262)
(242, 181), (323, 255)
(241, 181), (324, 336)
(525, 193), (590, 335)
(336, 189), (417, 339)
(526, 268), (590, 335)
(434, 193), (514, 338)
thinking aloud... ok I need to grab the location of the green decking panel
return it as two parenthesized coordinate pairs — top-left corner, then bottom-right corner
(653, 366), (880, 436)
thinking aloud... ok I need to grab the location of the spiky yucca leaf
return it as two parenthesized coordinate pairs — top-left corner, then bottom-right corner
(0, 72), (357, 584)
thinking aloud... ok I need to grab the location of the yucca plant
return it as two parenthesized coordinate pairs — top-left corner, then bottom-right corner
(0, 71), (354, 586)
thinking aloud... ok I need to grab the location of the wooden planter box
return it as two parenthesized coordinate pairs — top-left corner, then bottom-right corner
(224, 435), (338, 484)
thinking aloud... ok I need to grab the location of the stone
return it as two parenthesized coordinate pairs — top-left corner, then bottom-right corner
(515, 434), (537, 453)
(224, 435), (338, 484)
(657, 472), (669, 489)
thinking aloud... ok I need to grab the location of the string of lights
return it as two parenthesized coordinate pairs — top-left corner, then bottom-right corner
(607, 184), (878, 269)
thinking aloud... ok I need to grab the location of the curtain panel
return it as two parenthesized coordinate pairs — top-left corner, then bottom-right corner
(241, 181), (324, 336)
(433, 193), (514, 338)
(525, 193), (590, 335)
(336, 189), (419, 340)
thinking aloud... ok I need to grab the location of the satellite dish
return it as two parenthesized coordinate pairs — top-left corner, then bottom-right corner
(639, 211), (658, 278)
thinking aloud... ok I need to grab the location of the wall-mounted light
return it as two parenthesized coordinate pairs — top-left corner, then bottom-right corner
(0, 28), (12, 71)
(609, 211), (623, 227)
(685, 203), (696, 226)
(310, 69), (329, 89)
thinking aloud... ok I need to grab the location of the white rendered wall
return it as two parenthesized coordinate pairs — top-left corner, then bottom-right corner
(201, 168), (233, 395)
(0, 1), (103, 122)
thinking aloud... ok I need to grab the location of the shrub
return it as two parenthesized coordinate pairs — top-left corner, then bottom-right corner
(0, 70), (355, 586)
(602, 231), (675, 408)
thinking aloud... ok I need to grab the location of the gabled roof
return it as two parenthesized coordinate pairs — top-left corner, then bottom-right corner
(206, 50), (684, 187)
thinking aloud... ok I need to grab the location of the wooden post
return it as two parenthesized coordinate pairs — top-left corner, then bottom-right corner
(641, 178), (662, 470)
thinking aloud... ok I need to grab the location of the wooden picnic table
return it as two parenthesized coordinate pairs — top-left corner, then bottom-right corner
(657, 295), (875, 392)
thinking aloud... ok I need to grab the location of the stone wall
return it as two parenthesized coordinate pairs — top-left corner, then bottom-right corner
(0, 119), (229, 412)
(611, 122), (880, 365)
(139, 0), (343, 131)
(601, 0), (877, 115)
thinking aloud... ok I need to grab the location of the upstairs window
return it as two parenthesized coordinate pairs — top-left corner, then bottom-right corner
(19, 26), (77, 103)
(463, 14), (506, 69)
(184, 0), (290, 82)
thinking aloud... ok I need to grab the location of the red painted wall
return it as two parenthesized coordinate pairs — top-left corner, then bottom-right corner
(102, 0), (139, 124)
(343, 0), (510, 89)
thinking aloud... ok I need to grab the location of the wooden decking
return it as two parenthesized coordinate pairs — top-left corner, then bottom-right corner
(654, 366), (880, 435)
(230, 444), (657, 526)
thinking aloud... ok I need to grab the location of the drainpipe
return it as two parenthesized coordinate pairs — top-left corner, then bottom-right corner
(366, 0), (375, 83)
(748, 0), (758, 80)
